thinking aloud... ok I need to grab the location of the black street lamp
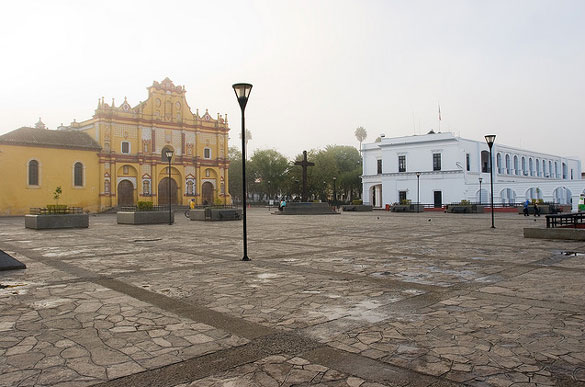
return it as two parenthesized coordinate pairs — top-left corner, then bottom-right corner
(232, 83), (253, 261)
(333, 177), (337, 210)
(485, 134), (496, 228)
(478, 177), (483, 205)
(165, 149), (174, 225)
(416, 172), (421, 213)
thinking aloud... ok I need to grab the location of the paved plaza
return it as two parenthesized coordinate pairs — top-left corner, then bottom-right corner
(1, 209), (584, 387)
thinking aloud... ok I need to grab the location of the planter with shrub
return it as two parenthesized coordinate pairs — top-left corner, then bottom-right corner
(25, 187), (89, 229)
(117, 201), (174, 224)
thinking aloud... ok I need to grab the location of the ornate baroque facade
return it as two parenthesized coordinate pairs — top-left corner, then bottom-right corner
(72, 78), (231, 208)
(0, 78), (231, 215)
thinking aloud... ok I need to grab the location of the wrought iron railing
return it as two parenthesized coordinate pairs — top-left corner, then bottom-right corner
(29, 207), (83, 215)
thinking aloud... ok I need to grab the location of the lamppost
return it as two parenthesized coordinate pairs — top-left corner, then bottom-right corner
(485, 135), (496, 228)
(478, 177), (483, 204)
(333, 177), (337, 210)
(267, 180), (271, 209)
(416, 172), (421, 213)
(323, 181), (327, 203)
(232, 83), (253, 261)
(165, 149), (174, 225)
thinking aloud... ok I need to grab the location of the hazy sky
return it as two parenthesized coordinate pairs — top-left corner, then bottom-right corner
(1, 0), (584, 162)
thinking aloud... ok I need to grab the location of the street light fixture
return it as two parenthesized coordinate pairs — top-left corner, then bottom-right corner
(416, 172), (421, 213)
(165, 149), (174, 225)
(478, 177), (483, 205)
(333, 177), (337, 210)
(232, 83), (253, 261)
(485, 134), (496, 228)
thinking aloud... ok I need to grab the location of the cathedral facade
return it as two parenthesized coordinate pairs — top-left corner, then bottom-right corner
(0, 78), (231, 215)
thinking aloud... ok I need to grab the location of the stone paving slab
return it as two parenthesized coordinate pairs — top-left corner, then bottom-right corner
(175, 354), (391, 387)
(1, 211), (585, 386)
(123, 263), (423, 332)
(324, 295), (585, 385)
(0, 279), (247, 386)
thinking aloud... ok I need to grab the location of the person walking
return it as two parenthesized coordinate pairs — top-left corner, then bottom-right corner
(534, 201), (540, 217)
(523, 199), (530, 216)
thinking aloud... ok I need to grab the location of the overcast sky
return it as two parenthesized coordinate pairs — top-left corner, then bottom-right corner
(1, 0), (584, 162)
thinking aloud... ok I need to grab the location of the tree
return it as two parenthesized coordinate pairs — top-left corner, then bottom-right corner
(248, 149), (290, 201)
(228, 147), (243, 203)
(354, 126), (367, 151)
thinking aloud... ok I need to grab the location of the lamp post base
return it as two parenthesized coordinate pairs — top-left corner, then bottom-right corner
(242, 256), (251, 261)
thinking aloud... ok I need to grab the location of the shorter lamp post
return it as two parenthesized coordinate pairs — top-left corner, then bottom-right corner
(333, 177), (337, 210)
(485, 134), (496, 228)
(478, 177), (483, 204)
(267, 180), (271, 209)
(416, 172), (421, 213)
(165, 149), (174, 225)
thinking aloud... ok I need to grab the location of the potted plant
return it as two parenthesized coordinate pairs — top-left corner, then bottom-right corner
(25, 186), (89, 229)
(117, 200), (173, 225)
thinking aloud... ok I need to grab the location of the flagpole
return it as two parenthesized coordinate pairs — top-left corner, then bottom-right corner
(438, 103), (441, 132)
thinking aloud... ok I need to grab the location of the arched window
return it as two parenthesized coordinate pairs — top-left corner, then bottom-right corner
(514, 156), (519, 175)
(548, 161), (552, 178)
(521, 157), (526, 175)
(529, 158), (534, 176)
(74, 162), (83, 186)
(28, 160), (39, 185)
(496, 153), (502, 173)
(505, 154), (511, 174)
(536, 159), (540, 176)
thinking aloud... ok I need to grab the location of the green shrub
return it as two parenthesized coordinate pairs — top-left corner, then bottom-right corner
(137, 201), (154, 211)
(352, 199), (363, 205)
(46, 204), (67, 214)
(214, 198), (224, 206)
(400, 199), (411, 205)
(459, 199), (471, 205)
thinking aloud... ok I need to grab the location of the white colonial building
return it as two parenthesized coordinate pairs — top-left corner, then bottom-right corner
(361, 132), (584, 212)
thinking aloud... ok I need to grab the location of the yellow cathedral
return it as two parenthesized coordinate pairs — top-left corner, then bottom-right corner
(0, 78), (231, 215)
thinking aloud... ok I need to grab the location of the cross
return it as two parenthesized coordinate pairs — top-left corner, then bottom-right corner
(294, 150), (315, 202)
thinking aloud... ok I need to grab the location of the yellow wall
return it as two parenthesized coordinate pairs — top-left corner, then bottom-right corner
(0, 144), (100, 215)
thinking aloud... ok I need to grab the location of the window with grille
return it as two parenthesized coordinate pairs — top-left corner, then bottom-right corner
(433, 153), (441, 171)
(204, 148), (211, 159)
(121, 141), (130, 154)
(377, 159), (382, 174)
(398, 156), (406, 172)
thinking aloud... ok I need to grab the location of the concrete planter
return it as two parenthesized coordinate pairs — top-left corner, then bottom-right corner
(278, 202), (338, 215)
(117, 211), (173, 225)
(518, 205), (555, 215)
(524, 227), (585, 241)
(189, 208), (242, 221)
(25, 214), (89, 229)
(446, 205), (485, 214)
(391, 204), (424, 213)
(341, 205), (373, 212)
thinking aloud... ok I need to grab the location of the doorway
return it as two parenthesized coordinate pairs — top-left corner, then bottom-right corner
(202, 182), (214, 205)
(433, 191), (442, 208)
(158, 177), (178, 205)
(117, 180), (134, 206)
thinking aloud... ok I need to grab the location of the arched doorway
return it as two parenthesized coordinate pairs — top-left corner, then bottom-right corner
(202, 182), (214, 205)
(118, 180), (135, 206)
(158, 178), (178, 205)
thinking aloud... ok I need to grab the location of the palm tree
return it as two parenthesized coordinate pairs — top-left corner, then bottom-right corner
(239, 129), (252, 160)
(354, 126), (367, 152)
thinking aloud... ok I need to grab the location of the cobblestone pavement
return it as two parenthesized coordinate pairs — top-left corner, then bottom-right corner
(0, 209), (584, 386)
